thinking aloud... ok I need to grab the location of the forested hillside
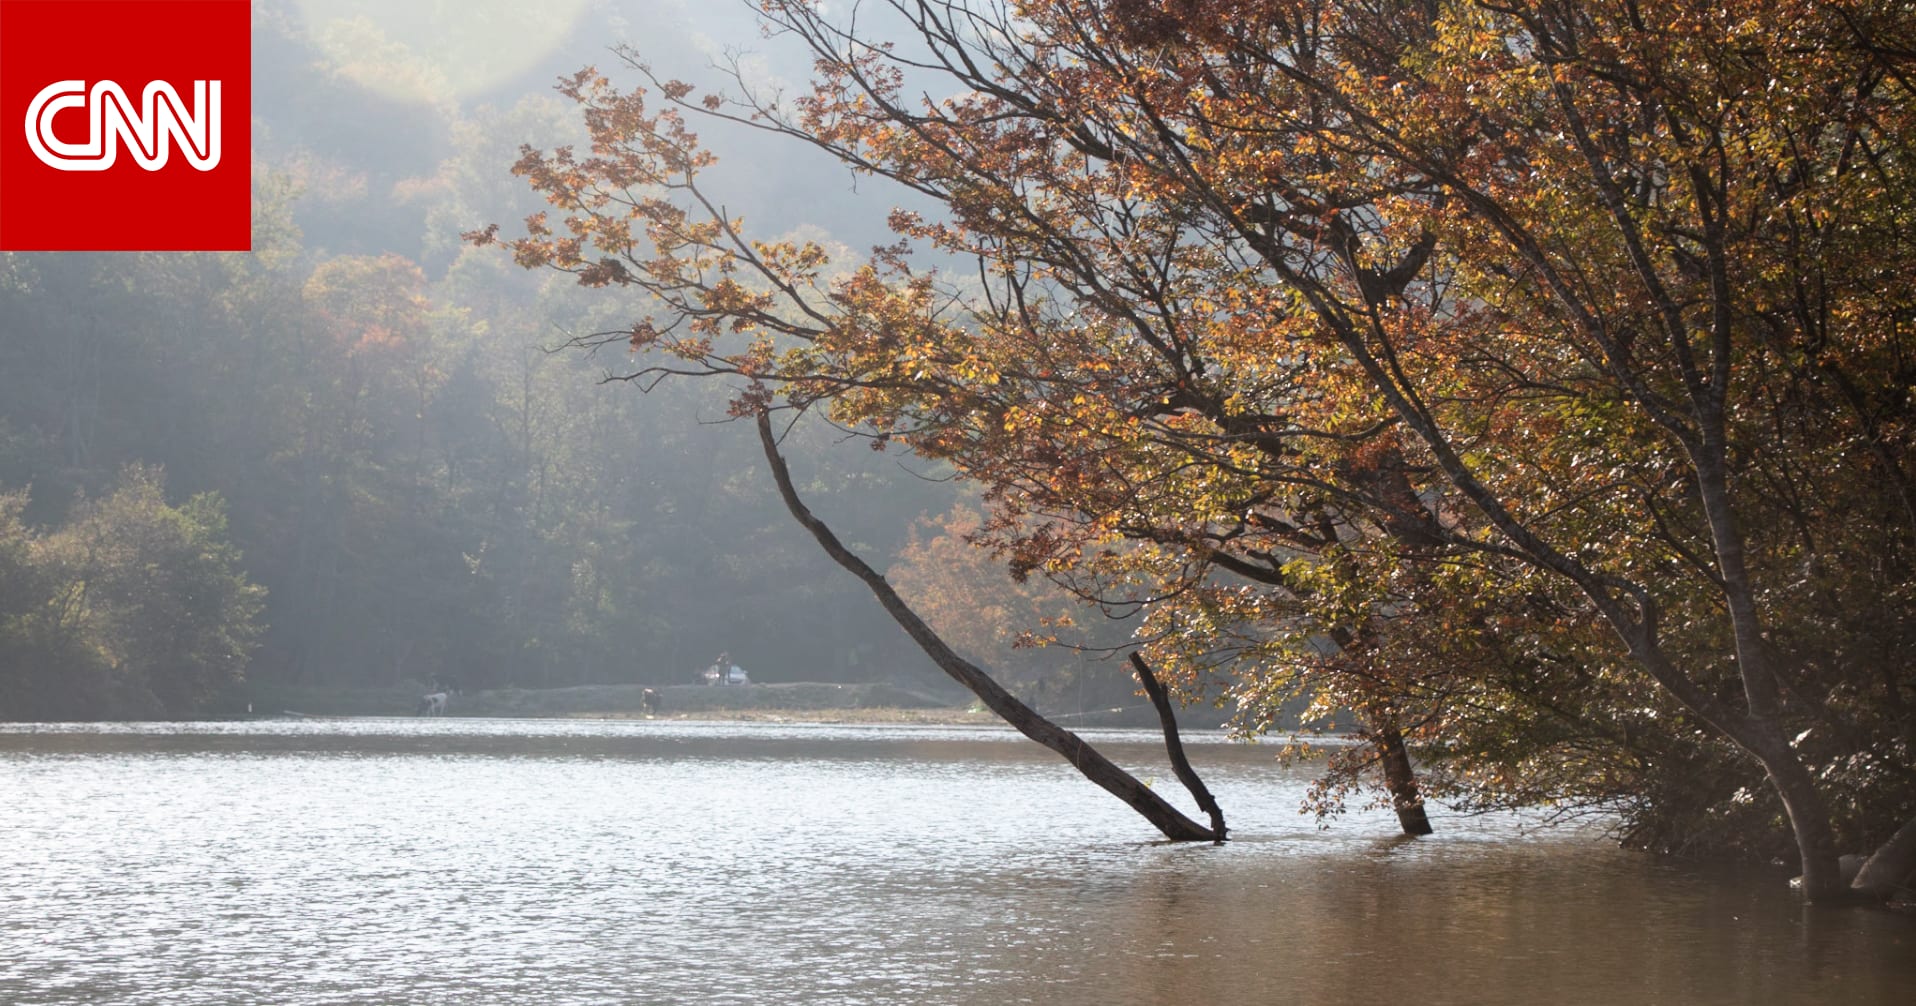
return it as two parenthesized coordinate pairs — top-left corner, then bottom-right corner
(0, 215), (985, 716)
(0, 4), (1043, 717)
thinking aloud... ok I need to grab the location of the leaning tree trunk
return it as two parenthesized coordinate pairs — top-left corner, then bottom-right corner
(756, 412), (1221, 842)
(1130, 652), (1227, 839)
(1371, 715), (1434, 837)
(1742, 720), (1847, 901)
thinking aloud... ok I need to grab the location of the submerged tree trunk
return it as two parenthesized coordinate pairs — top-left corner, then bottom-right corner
(1322, 627), (1435, 837)
(756, 412), (1220, 842)
(1372, 718), (1434, 837)
(1129, 652), (1226, 840)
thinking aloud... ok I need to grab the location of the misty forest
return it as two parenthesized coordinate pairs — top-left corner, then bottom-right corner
(2, 8), (1039, 713)
(3, 5), (1915, 996)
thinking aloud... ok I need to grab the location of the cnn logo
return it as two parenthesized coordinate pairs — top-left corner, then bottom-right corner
(0, 0), (250, 251)
(25, 79), (222, 172)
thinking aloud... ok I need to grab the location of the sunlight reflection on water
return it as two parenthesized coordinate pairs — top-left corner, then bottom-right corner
(1, 719), (1909, 1005)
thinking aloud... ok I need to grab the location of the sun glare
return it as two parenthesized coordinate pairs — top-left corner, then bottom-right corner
(297, 0), (590, 105)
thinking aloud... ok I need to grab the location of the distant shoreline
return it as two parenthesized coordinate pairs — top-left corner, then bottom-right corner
(235, 680), (1196, 729)
(562, 706), (1004, 726)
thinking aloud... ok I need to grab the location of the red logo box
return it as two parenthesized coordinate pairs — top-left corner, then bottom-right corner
(0, 0), (250, 251)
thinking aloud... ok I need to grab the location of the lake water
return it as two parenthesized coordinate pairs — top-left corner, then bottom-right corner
(1, 719), (1909, 1005)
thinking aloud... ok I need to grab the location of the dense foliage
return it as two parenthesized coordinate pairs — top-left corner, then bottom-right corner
(0, 468), (263, 718)
(481, 0), (1916, 896)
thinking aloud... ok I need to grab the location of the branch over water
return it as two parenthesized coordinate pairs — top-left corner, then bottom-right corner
(756, 410), (1221, 842)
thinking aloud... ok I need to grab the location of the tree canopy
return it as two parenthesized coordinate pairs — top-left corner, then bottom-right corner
(480, 0), (1916, 899)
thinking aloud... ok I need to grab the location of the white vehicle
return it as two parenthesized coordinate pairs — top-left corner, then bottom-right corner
(702, 662), (751, 686)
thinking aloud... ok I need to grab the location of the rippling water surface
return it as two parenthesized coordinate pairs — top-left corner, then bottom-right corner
(1, 719), (1909, 1005)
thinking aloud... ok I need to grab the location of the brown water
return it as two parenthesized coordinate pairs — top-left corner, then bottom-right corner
(0, 719), (1909, 1005)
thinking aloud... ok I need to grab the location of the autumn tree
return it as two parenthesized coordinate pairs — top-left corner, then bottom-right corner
(479, 0), (1915, 896)
(477, 58), (1444, 834)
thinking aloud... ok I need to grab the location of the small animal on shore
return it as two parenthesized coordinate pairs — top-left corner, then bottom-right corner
(417, 692), (449, 716)
(641, 688), (661, 716)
